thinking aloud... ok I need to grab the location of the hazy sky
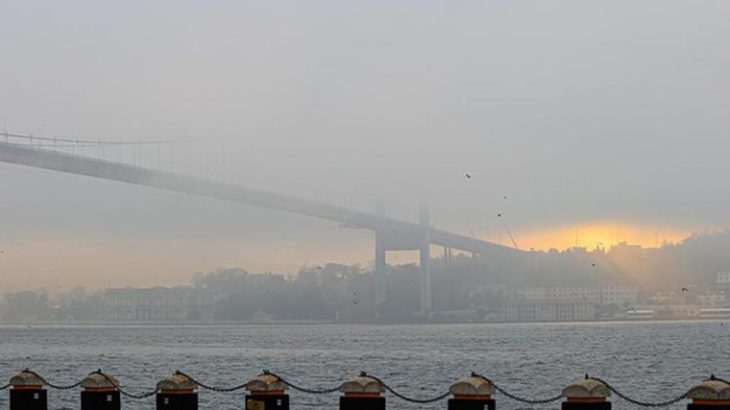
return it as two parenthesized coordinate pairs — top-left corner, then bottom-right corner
(1, 1), (730, 290)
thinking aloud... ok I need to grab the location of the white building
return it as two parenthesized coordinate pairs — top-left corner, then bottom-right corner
(501, 300), (596, 322)
(717, 272), (730, 285)
(103, 287), (218, 322)
(505, 286), (638, 306)
(697, 292), (727, 307)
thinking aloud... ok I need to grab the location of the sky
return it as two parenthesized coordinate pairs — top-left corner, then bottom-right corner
(1, 1), (730, 290)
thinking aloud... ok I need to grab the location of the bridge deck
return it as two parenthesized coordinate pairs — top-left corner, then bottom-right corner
(0, 141), (519, 255)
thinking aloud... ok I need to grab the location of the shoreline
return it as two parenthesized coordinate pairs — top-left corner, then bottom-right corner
(1, 316), (727, 327)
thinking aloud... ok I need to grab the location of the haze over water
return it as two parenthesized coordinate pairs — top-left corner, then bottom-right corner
(1, 321), (728, 410)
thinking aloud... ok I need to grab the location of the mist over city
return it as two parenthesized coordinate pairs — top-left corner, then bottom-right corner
(1, 3), (729, 410)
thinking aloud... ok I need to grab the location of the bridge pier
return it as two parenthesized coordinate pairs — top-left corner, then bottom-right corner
(419, 201), (432, 317)
(419, 240), (432, 316)
(374, 230), (387, 310)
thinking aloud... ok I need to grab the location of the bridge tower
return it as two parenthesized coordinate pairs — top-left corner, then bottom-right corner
(374, 202), (388, 312)
(419, 200), (432, 317)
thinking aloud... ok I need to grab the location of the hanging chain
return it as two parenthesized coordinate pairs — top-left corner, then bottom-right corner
(96, 371), (159, 399)
(471, 373), (563, 405)
(265, 371), (340, 394)
(589, 377), (688, 408)
(24, 369), (82, 390)
(173, 371), (248, 393)
(361, 372), (451, 404)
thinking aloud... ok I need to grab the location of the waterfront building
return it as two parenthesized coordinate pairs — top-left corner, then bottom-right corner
(717, 271), (730, 285)
(501, 299), (596, 322)
(103, 287), (218, 322)
(504, 286), (638, 306)
(697, 291), (728, 307)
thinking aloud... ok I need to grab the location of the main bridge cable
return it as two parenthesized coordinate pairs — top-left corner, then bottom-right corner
(1, 131), (226, 146)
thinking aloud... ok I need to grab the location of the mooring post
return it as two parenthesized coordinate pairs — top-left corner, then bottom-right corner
(686, 376), (730, 410)
(80, 370), (121, 410)
(562, 377), (611, 410)
(339, 373), (385, 410)
(448, 374), (496, 410)
(244, 372), (289, 410)
(9, 369), (47, 410)
(156, 371), (198, 410)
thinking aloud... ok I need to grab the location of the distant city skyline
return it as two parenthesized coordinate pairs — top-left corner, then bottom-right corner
(2, 1), (730, 290)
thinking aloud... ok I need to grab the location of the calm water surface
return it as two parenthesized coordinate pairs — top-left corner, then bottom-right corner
(0, 321), (728, 410)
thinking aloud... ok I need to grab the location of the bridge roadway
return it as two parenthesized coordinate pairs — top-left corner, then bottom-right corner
(0, 141), (521, 315)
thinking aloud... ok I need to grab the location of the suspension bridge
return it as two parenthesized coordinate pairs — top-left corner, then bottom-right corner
(0, 132), (521, 316)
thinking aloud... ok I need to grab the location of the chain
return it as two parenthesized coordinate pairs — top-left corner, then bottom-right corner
(23, 369), (82, 390)
(96, 371), (159, 400)
(708, 375), (730, 385)
(2, 368), (719, 407)
(362, 373), (451, 404)
(588, 377), (688, 408)
(473, 373), (563, 405)
(174, 371), (248, 393)
(265, 371), (340, 394)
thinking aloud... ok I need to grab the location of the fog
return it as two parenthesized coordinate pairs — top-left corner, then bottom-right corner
(1, 1), (730, 290)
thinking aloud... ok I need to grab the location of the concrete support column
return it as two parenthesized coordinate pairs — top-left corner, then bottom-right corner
(374, 230), (387, 308)
(419, 201), (432, 317)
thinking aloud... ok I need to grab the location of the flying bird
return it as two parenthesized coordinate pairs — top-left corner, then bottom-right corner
(681, 287), (689, 293)
(465, 173), (472, 179)
(503, 196), (508, 200)
(497, 213), (502, 218)
(592, 263), (596, 267)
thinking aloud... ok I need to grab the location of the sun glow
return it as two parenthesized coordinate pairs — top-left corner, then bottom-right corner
(515, 223), (689, 251)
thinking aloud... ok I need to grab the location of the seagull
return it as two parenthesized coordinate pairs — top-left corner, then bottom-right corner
(681, 287), (689, 293)
(465, 173), (472, 179)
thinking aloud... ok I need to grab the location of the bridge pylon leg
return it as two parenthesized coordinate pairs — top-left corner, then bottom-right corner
(419, 200), (432, 317)
(374, 230), (387, 312)
(419, 240), (432, 317)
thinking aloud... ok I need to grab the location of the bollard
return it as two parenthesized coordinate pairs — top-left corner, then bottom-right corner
(448, 374), (496, 410)
(9, 369), (47, 410)
(244, 373), (289, 410)
(157, 372), (198, 410)
(339, 373), (385, 410)
(562, 377), (611, 410)
(686, 376), (730, 410)
(80, 371), (121, 410)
